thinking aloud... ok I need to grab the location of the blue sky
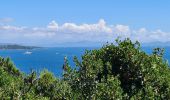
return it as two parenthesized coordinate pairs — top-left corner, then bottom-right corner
(0, 0), (170, 46)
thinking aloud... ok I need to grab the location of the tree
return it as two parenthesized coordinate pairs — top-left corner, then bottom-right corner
(0, 38), (170, 99)
(64, 38), (170, 99)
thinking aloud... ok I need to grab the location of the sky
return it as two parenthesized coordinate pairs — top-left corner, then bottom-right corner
(0, 0), (170, 47)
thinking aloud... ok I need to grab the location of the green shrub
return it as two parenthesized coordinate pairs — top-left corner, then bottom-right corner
(0, 38), (170, 99)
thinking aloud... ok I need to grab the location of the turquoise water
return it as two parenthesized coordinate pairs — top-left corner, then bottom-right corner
(0, 47), (169, 76)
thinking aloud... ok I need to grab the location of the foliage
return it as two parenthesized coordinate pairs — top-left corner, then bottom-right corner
(0, 38), (170, 99)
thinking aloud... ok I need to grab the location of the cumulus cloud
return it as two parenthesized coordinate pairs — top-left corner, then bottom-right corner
(0, 19), (169, 46)
(115, 25), (130, 33)
(55, 19), (113, 33)
(47, 20), (58, 29)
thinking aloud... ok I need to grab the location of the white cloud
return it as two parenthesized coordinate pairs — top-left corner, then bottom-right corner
(47, 20), (58, 29)
(58, 19), (112, 33)
(113, 25), (131, 37)
(115, 25), (130, 33)
(0, 25), (25, 31)
(0, 19), (170, 46)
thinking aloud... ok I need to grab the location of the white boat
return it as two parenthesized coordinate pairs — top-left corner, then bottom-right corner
(24, 51), (32, 55)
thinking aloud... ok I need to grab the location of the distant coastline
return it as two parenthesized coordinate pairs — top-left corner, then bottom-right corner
(0, 44), (41, 50)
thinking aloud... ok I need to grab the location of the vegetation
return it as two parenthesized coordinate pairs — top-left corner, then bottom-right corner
(0, 38), (170, 99)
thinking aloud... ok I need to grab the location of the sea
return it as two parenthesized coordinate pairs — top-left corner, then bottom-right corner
(0, 47), (170, 77)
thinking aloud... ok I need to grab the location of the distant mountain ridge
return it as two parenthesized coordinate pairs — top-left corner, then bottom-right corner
(142, 41), (170, 47)
(0, 44), (41, 49)
(0, 41), (170, 49)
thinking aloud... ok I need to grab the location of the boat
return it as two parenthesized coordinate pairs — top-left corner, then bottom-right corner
(24, 51), (32, 55)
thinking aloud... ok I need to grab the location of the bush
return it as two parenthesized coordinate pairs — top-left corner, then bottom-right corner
(64, 38), (170, 99)
(0, 38), (170, 99)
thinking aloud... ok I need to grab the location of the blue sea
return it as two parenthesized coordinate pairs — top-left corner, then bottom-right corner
(0, 47), (170, 76)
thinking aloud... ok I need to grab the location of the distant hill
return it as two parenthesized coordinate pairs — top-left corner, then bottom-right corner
(57, 41), (170, 47)
(0, 44), (41, 50)
(142, 41), (170, 47)
(51, 41), (104, 47)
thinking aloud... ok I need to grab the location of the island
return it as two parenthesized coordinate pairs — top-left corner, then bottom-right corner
(0, 44), (41, 50)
